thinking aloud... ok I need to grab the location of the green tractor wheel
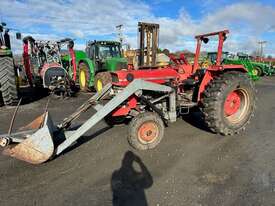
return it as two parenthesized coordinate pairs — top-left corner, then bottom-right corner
(94, 72), (112, 92)
(253, 66), (263, 77)
(0, 57), (18, 106)
(78, 62), (91, 92)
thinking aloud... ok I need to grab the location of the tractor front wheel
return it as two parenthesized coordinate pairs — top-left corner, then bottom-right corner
(254, 66), (263, 77)
(94, 72), (112, 92)
(78, 62), (91, 92)
(128, 112), (164, 150)
(202, 72), (256, 135)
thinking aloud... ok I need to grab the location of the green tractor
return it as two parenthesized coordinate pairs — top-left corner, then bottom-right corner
(62, 40), (128, 92)
(0, 22), (20, 106)
(223, 53), (275, 79)
(204, 52), (264, 81)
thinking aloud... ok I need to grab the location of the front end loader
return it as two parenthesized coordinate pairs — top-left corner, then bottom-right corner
(0, 29), (256, 164)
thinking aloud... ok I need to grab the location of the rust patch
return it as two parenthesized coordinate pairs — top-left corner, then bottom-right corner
(19, 113), (46, 131)
(3, 112), (55, 164)
(3, 137), (52, 164)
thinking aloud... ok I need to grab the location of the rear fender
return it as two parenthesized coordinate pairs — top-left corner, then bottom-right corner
(197, 67), (247, 102)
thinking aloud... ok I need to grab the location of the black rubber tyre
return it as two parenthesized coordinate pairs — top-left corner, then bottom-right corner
(78, 62), (91, 92)
(0, 57), (18, 106)
(202, 72), (256, 135)
(94, 72), (112, 92)
(128, 112), (164, 150)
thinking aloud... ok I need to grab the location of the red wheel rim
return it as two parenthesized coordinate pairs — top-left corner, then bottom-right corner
(224, 91), (241, 116)
(138, 121), (158, 143)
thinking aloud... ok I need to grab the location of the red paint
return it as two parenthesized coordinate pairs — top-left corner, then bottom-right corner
(112, 68), (180, 87)
(195, 30), (229, 39)
(216, 32), (224, 65)
(194, 30), (229, 72)
(112, 96), (137, 116)
(224, 91), (241, 116)
(170, 53), (188, 65)
(193, 38), (201, 73)
(39, 63), (63, 78)
(69, 48), (77, 81)
(22, 42), (33, 85)
(138, 122), (158, 142)
(127, 64), (134, 70)
(197, 70), (213, 101)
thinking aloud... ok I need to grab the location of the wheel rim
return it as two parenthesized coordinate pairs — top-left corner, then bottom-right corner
(252, 68), (260, 76)
(97, 79), (103, 92)
(224, 88), (250, 124)
(138, 121), (159, 143)
(252, 68), (258, 76)
(79, 70), (86, 89)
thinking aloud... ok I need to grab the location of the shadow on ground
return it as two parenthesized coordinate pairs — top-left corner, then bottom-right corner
(19, 86), (49, 105)
(59, 125), (112, 155)
(111, 151), (153, 206)
(181, 109), (213, 133)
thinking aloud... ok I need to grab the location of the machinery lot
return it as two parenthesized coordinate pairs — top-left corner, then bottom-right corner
(0, 77), (275, 206)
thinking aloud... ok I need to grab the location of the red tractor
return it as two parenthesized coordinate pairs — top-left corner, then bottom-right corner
(0, 29), (256, 164)
(105, 30), (256, 149)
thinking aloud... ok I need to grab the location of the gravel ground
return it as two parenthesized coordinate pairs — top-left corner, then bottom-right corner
(0, 77), (275, 206)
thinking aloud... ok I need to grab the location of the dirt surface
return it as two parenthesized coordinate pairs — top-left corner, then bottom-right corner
(0, 77), (275, 206)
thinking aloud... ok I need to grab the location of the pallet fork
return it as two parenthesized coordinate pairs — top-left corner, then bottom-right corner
(0, 79), (175, 164)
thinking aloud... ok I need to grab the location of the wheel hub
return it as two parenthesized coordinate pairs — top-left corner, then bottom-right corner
(97, 79), (103, 92)
(224, 91), (241, 116)
(252, 69), (258, 76)
(79, 70), (86, 88)
(138, 122), (158, 142)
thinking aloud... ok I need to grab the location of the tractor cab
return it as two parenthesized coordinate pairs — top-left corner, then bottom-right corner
(0, 26), (11, 57)
(207, 51), (229, 64)
(0, 22), (21, 53)
(86, 41), (128, 73)
(201, 51), (229, 68)
(0, 23), (11, 51)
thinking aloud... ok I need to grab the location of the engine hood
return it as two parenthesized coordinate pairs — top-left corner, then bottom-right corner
(104, 57), (128, 71)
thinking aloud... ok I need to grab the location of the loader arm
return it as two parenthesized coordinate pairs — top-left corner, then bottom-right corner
(56, 79), (173, 155)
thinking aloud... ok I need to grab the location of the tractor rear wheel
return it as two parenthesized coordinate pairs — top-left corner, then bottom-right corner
(0, 57), (18, 106)
(128, 112), (164, 150)
(94, 72), (112, 92)
(78, 62), (91, 91)
(202, 72), (256, 135)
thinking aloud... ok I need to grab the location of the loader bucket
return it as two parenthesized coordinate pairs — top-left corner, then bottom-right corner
(2, 112), (56, 164)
